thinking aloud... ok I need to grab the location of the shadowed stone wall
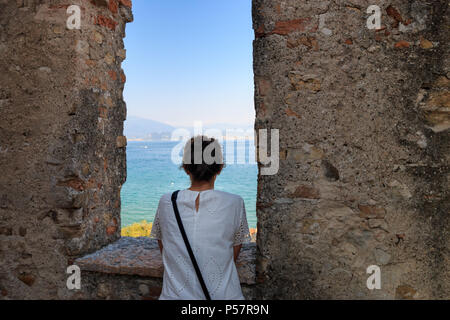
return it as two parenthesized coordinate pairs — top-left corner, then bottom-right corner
(253, 0), (449, 299)
(0, 0), (132, 299)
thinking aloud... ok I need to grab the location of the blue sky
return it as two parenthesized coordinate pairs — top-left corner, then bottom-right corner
(122, 0), (255, 127)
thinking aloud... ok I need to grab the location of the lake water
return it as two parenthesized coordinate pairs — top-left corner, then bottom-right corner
(121, 141), (258, 228)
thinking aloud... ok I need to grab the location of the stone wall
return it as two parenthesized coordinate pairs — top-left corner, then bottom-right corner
(74, 238), (257, 300)
(0, 0), (132, 299)
(253, 0), (449, 299)
(0, 0), (448, 300)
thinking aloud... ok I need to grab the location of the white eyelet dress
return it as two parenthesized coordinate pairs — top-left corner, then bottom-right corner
(150, 189), (251, 300)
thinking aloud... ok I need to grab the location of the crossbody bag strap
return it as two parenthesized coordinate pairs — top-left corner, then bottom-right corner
(171, 190), (212, 300)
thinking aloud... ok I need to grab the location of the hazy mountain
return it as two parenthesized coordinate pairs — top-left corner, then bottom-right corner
(180, 123), (254, 133)
(124, 116), (175, 140)
(124, 116), (254, 141)
(203, 123), (254, 131)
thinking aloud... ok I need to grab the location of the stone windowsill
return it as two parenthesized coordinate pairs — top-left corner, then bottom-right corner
(75, 237), (256, 285)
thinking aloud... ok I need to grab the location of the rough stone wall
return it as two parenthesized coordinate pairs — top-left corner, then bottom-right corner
(253, 0), (449, 299)
(0, 0), (132, 299)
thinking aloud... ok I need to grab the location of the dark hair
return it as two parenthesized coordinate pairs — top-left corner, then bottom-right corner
(181, 136), (224, 182)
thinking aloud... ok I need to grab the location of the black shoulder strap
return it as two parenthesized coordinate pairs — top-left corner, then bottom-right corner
(171, 190), (212, 300)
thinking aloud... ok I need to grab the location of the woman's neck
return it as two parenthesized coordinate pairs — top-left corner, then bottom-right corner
(189, 179), (215, 191)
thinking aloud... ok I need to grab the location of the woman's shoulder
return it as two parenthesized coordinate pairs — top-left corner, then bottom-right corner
(212, 190), (244, 205)
(158, 192), (173, 205)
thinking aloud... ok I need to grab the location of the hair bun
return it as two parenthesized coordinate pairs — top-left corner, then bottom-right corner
(181, 135), (224, 182)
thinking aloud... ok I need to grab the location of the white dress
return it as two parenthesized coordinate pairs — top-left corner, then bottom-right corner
(150, 189), (251, 300)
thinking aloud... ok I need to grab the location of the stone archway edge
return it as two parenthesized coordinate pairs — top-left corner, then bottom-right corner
(75, 237), (256, 285)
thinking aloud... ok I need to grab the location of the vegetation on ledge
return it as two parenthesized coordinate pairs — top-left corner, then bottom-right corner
(121, 220), (153, 237)
(122, 220), (257, 242)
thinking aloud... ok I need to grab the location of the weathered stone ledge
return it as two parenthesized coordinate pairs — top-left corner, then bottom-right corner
(75, 237), (256, 285)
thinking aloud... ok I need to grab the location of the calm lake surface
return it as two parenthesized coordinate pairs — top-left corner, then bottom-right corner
(121, 141), (258, 228)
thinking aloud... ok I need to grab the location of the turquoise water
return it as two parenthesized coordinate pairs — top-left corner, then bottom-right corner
(121, 141), (258, 228)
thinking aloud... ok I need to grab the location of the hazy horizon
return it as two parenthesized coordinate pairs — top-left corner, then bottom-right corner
(126, 114), (254, 128)
(124, 115), (255, 142)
